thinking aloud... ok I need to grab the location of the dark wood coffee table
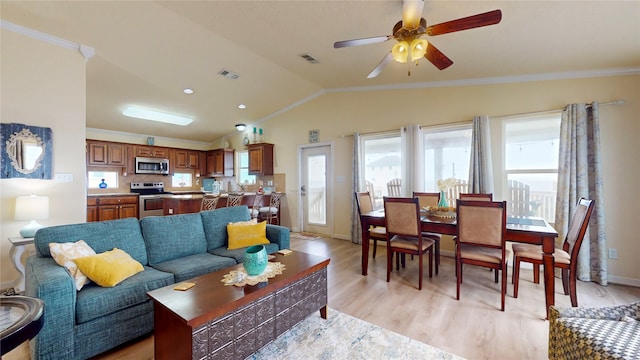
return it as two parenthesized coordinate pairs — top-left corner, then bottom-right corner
(147, 251), (330, 360)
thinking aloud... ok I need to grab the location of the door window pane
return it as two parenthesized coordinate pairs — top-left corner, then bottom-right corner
(307, 154), (326, 224)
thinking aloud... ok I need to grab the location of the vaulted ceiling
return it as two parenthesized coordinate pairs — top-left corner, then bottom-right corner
(2, 1), (639, 143)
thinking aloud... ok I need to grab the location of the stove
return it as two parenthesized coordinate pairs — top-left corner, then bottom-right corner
(131, 182), (169, 218)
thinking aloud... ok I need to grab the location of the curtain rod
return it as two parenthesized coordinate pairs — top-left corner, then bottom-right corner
(495, 99), (624, 119)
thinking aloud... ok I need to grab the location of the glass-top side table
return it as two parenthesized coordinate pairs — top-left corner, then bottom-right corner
(0, 295), (45, 356)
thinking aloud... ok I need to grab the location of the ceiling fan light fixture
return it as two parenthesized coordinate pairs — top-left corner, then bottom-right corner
(235, 123), (246, 131)
(409, 38), (428, 61)
(392, 41), (409, 63)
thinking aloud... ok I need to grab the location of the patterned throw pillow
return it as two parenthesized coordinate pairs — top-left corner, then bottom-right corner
(73, 248), (144, 287)
(49, 240), (96, 290)
(227, 219), (270, 250)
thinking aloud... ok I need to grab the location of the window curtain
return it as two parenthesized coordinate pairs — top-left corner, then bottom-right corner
(468, 115), (494, 194)
(401, 125), (424, 194)
(556, 102), (607, 285)
(351, 132), (363, 244)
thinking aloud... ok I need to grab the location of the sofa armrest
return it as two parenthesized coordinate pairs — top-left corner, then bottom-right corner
(266, 224), (290, 250)
(25, 255), (77, 359)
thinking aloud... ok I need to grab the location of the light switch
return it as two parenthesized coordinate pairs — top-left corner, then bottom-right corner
(54, 173), (73, 182)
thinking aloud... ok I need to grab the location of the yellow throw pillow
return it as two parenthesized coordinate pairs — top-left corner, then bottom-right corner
(49, 240), (96, 291)
(73, 248), (144, 287)
(227, 220), (270, 250)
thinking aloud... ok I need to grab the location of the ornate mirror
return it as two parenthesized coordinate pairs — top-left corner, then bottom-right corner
(1, 123), (52, 179)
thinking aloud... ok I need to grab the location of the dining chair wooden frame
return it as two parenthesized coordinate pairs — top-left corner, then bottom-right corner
(412, 191), (442, 273)
(355, 191), (387, 259)
(455, 199), (508, 311)
(512, 198), (595, 307)
(459, 193), (493, 201)
(384, 196), (435, 290)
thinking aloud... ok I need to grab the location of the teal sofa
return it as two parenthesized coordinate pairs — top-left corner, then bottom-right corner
(25, 206), (290, 360)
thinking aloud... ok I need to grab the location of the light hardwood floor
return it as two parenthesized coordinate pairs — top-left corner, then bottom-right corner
(6, 237), (640, 360)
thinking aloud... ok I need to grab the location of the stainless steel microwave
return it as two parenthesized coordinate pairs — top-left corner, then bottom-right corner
(135, 157), (169, 175)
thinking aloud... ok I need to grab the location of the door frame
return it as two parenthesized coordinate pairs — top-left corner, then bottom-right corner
(297, 141), (334, 235)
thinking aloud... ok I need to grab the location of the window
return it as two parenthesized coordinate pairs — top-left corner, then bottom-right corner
(236, 150), (256, 185)
(359, 132), (402, 208)
(422, 125), (472, 204)
(88, 171), (118, 189)
(503, 112), (561, 222)
(171, 172), (192, 188)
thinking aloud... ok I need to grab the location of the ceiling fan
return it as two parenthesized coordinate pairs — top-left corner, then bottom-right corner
(334, 0), (502, 78)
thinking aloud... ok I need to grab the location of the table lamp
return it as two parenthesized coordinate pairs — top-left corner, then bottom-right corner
(15, 195), (49, 238)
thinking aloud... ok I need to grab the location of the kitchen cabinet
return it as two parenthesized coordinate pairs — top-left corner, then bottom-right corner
(247, 143), (274, 175)
(88, 195), (138, 222)
(206, 149), (234, 177)
(87, 141), (126, 166)
(135, 146), (169, 158)
(174, 149), (200, 169)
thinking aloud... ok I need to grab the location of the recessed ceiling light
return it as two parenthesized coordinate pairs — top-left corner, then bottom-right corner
(183, 88), (194, 94)
(123, 106), (193, 126)
(238, 104), (246, 109)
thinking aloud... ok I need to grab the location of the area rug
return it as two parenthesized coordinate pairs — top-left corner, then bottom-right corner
(249, 309), (464, 359)
(290, 232), (322, 240)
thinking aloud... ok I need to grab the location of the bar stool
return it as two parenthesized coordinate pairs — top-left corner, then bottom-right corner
(259, 192), (282, 225)
(226, 193), (244, 207)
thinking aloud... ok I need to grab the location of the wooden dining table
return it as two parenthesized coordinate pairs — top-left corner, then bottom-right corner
(360, 209), (559, 318)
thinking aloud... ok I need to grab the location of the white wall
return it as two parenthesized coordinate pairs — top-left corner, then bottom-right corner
(0, 29), (87, 288)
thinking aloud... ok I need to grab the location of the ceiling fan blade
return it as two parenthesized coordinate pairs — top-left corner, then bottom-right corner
(402, 0), (425, 29)
(424, 42), (453, 70)
(334, 35), (393, 48)
(426, 9), (502, 36)
(367, 52), (394, 79)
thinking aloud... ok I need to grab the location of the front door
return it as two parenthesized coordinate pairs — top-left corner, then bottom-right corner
(299, 144), (332, 237)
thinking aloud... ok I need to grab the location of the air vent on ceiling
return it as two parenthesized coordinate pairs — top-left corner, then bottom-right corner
(218, 68), (240, 80)
(299, 53), (319, 64)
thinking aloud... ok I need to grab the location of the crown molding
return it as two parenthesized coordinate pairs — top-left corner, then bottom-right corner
(1, 20), (95, 59)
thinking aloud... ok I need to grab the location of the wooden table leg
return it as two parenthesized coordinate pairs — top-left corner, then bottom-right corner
(361, 218), (370, 276)
(542, 235), (556, 319)
(320, 305), (327, 319)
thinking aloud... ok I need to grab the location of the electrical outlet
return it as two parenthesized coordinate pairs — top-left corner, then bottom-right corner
(168, 208), (174, 214)
(608, 248), (618, 259)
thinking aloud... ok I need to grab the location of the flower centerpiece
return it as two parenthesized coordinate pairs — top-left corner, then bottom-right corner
(423, 178), (457, 219)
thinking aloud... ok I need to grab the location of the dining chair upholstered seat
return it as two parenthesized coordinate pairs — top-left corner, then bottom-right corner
(384, 196), (435, 290)
(455, 199), (509, 311)
(512, 197), (595, 307)
(459, 193), (493, 201)
(355, 191), (387, 258)
(201, 195), (220, 211)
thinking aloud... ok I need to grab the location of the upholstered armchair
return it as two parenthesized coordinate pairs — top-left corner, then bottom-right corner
(548, 302), (640, 359)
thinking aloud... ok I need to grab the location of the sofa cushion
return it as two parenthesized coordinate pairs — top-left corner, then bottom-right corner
(141, 213), (208, 265)
(201, 206), (251, 251)
(74, 248), (144, 287)
(227, 220), (270, 250)
(552, 318), (640, 359)
(75, 266), (173, 324)
(150, 253), (237, 283)
(34, 217), (148, 265)
(210, 242), (280, 264)
(49, 240), (96, 290)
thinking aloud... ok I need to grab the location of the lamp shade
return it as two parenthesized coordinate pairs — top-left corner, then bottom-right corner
(16, 195), (49, 238)
(15, 195), (49, 221)
(392, 41), (409, 63)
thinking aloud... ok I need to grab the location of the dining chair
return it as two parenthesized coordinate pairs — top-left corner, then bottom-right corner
(355, 191), (387, 259)
(386, 178), (402, 197)
(259, 192), (282, 224)
(384, 196), (435, 290)
(455, 199), (508, 311)
(226, 193), (244, 207)
(459, 193), (493, 201)
(201, 195), (220, 211)
(412, 191), (443, 273)
(250, 194), (263, 219)
(512, 198), (595, 307)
